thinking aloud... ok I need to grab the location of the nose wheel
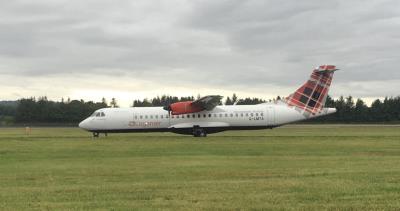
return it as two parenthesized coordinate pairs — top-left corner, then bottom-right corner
(92, 132), (107, 138)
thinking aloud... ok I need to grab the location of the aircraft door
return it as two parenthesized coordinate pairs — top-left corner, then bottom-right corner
(266, 106), (275, 126)
(168, 113), (172, 127)
(129, 110), (139, 128)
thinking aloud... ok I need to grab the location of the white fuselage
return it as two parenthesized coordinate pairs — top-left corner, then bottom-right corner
(79, 102), (336, 135)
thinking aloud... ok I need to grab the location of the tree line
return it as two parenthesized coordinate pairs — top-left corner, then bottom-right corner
(313, 96), (400, 123)
(1, 94), (400, 125)
(132, 94), (267, 107)
(1, 97), (107, 125)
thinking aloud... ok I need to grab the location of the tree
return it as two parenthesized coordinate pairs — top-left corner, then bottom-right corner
(225, 97), (233, 105)
(325, 95), (335, 108)
(232, 94), (238, 104)
(370, 99), (384, 122)
(102, 97), (107, 106)
(237, 97), (265, 105)
(15, 98), (37, 122)
(110, 98), (119, 108)
(354, 99), (368, 122)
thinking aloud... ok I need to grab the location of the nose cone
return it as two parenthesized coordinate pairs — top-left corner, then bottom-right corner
(79, 119), (89, 130)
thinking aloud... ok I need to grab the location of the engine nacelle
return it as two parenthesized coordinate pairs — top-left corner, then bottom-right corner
(167, 101), (203, 115)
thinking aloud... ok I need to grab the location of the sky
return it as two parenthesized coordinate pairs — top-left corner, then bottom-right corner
(0, 0), (399, 107)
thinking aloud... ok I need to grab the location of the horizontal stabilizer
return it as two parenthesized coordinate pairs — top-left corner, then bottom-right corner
(315, 65), (339, 73)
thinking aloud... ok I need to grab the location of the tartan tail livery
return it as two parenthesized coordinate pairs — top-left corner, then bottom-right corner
(285, 65), (338, 118)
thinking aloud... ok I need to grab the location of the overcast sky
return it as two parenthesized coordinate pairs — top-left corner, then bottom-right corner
(1, 0), (399, 106)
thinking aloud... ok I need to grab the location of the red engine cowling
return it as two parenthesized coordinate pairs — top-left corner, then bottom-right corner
(168, 101), (203, 115)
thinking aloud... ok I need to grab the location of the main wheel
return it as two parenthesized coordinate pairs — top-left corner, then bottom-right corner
(193, 128), (207, 137)
(193, 130), (200, 137)
(199, 131), (207, 137)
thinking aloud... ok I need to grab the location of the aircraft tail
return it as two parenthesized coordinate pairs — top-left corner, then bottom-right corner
(285, 65), (338, 117)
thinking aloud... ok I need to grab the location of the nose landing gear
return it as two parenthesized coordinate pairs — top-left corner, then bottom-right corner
(92, 132), (107, 138)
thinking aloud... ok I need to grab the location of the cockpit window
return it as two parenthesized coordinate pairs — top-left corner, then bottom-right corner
(91, 111), (105, 117)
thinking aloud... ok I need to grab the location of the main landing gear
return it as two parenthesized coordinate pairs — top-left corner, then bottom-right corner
(193, 126), (207, 137)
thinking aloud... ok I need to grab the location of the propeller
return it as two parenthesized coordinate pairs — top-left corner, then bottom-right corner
(163, 97), (172, 118)
(163, 105), (171, 111)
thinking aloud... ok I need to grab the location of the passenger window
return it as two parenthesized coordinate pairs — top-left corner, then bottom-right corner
(203, 114), (206, 118)
(181, 115), (184, 118)
(134, 115), (138, 119)
(245, 113), (249, 117)
(214, 114), (217, 117)
(187, 114), (190, 118)
(208, 114), (212, 117)
(155, 115), (158, 119)
(261, 113), (264, 116)
(250, 113), (254, 117)
(161, 115), (163, 119)
(225, 113), (228, 117)
(230, 113), (233, 117)
(145, 115), (148, 119)
(150, 115), (153, 119)
(96, 113), (101, 117)
(198, 114), (201, 118)
(101, 112), (105, 117)
(219, 114), (223, 117)
(256, 113), (259, 116)
(176, 115), (179, 119)
(192, 114), (196, 118)
(140, 115), (143, 119)
(241, 113), (244, 117)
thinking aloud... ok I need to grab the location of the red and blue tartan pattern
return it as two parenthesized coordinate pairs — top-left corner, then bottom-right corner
(285, 65), (337, 116)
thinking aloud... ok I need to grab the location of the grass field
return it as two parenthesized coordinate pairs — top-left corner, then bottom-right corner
(1, 125), (400, 210)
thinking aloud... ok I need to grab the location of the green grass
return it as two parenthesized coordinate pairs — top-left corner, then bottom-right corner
(1, 125), (400, 210)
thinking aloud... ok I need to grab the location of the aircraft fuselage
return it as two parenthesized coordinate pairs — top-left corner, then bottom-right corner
(79, 103), (336, 136)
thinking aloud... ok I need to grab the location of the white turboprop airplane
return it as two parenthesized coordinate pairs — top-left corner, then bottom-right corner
(79, 65), (338, 137)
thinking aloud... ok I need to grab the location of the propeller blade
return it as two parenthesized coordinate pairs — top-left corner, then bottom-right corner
(163, 105), (171, 111)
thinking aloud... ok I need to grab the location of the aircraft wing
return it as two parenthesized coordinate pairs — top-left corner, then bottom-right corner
(191, 95), (223, 111)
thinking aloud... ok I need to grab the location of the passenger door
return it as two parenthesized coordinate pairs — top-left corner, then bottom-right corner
(266, 106), (275, 126)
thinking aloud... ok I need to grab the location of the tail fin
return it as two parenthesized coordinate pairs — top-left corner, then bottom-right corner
(285, 65), (338, 116)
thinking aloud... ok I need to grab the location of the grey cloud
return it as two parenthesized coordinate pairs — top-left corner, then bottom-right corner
(0, 0), (399, 101)
(184, 0), (400, 83)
